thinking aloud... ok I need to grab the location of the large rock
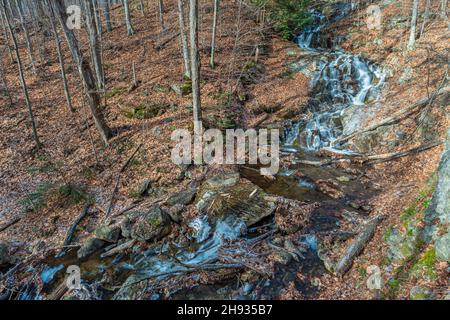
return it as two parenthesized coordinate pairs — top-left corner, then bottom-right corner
(130, 205), (172, 242)
(94, 224), (121, 243)
(195, 173), (276, 227)
(77, 238), (106, 260)
(167, 189), (196, 206)
(386, 228), (417, 264)
(435, 232), (450, 262)
(0, 242), (9, 266)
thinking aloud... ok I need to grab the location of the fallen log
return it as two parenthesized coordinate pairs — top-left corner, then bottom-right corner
(363, 140), (442, 164)
(100, 240), (136, 259)
(297, 141), (442, 167)
(57, 205), (90, 257)
(154, 32), (180, 50)
(335, 215), (384, 276)
(333, 85), (449, 146)
(0, 217), (21, 233)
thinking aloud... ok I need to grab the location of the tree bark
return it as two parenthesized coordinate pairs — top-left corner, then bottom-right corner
(407, 0), (420, 51)
(123, 0), (134, 36)
(14, 0), (36, 73)
(420, 0), (431, 37)
(53, 0), (112, 146)
(1, 0), (41, 148)
(177, 0), (190, 78)
(210, 0), (219, 69)
(84, 0), (105, 90)
(189, 0), (202, 135)
(158, 0), (166, 32)
(103, 0), (112, 32)
(46, 0), (74, 113)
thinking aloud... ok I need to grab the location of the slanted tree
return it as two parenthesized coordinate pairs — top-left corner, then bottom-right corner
(407, 0), (420, 51)
(14, 0), (36, 73)
(45, 0), (74, 113)
(420, 0), (431, 37)
(0, 52), (13, 106)
(53, 0), (112, 145)
(189, 0), (202, 135)
(177, 0), (190, 78)
(92, 0), (103, 36)
(84, 0), (105, 90)
(210, 0), (220, 69)
(1, 0), (41, 148)
(0, 10), (15, 63)
(123, 0), (134, 36)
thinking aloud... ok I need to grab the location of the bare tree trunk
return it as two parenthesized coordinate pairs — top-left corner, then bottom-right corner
(14, 0), (36, 73)
(442, 0), (448, 18)
(177, 0), (190, 78)
(189, 0), (202, 134)
(46, 0), (74, 113)
(139, 0), (145, 16)
(158, 0), (165, 32)
(0, 10), (15, 63)
(85, 0), (105, 90)
(103, 0), (112, 32)
(93, 0), (103, 36)
(1, 0), (41, 148)
(210, 0), (219, 69)
(420, 0), (431, 37)
(407, 0), (420, 51)
(0, 56), (12, 106)
(123, 0), (134, 36)
(53, 0), (112, 145)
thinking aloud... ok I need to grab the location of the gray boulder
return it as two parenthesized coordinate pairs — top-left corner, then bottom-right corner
(77, 238), (106, 260)
(130, 205), (172, 242)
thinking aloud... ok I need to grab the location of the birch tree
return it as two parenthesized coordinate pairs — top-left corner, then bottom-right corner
(1, 0), (41, 148)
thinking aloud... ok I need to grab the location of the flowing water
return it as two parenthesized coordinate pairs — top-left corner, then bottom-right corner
(286, 4), (386, 152)
(15, 4), (386, 300)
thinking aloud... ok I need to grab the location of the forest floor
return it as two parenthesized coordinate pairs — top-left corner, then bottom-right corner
(0, 0), (448, 299)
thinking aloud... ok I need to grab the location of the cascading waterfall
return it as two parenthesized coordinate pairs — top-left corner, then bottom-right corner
(286, 5), (386, 151)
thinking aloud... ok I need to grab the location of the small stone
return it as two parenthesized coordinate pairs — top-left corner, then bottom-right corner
(336, 176), (350, 183)
(138, 179), (152, 196)
(77, 238), (106, 260)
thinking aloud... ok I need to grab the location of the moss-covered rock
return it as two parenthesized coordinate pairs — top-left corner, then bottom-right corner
(94, 224), (121, 243)
(130, 205), (172, 242)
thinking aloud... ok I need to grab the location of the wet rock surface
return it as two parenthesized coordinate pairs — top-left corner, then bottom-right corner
(77, 238), (106, 260)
